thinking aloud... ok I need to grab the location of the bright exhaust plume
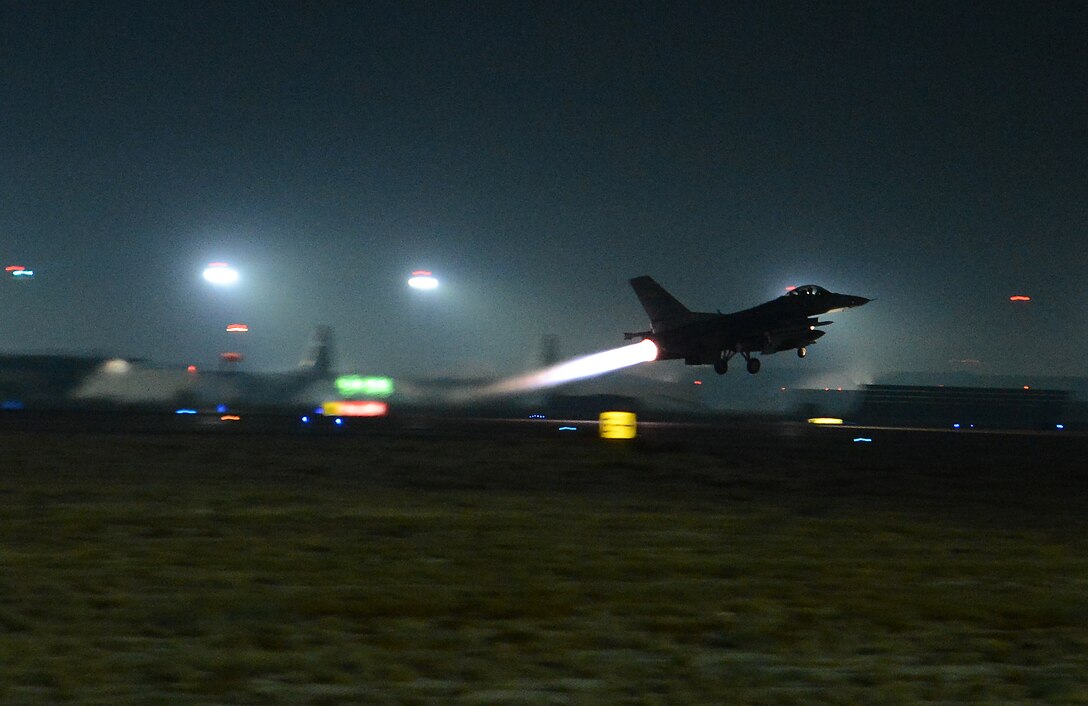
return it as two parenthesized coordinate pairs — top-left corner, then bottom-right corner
(472, 340), (658, 398)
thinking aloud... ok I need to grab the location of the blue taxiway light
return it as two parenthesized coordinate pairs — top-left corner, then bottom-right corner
(175, 409), (198, 415)
(1056, 424), (1065, 430)
(216, 404), (228, 413)
(558, 426), (577, 431)
(853, 437), (873, 443)
(2, 400), (25, 410)
(301, 416), (310, 423)
(334, 418), (343, 426)
(953, 423), (961, 429)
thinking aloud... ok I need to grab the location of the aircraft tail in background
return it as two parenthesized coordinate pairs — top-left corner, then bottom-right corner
(298, 325), (334, 378)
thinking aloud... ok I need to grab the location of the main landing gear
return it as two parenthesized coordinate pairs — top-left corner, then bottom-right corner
(714, 350), (761, 375)
(797, 347), (808, 359)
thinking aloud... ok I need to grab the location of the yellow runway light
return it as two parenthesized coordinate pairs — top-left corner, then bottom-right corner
(600, 411), (637, 439)
(807, 417), (844, 425)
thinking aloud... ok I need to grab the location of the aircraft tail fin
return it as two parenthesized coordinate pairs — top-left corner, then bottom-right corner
(298, 325), (334, 377)
(629, 276), (694, 332)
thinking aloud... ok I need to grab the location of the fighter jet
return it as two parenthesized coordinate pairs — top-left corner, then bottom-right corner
(624, 276), (870, 374)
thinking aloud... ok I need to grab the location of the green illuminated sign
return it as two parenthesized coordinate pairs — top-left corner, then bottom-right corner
(335, 375), (394, 398)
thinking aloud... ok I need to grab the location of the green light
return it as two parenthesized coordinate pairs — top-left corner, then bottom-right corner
(335, 375), (394, 398)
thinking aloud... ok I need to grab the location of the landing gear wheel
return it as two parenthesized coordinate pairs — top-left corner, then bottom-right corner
(746, 357), (761, 374)
(797, 347), (807, 359)
(714, 359), (728, 375)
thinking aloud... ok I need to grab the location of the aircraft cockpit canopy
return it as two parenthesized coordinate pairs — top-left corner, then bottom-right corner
(786, 284), (829, 297)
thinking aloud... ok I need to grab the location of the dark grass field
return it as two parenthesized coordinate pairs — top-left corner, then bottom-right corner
(2, 422), (1087, 704)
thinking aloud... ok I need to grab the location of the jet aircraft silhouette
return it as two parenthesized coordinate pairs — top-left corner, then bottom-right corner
(624, 276), (870, 374)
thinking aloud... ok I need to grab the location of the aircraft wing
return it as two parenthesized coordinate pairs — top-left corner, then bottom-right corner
(650, 313), (828, 363)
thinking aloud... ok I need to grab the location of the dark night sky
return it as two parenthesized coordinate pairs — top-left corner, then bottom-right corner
(2, 1), (1086, 380)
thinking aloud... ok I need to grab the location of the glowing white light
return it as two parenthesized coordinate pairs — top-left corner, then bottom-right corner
(408, 275), (439, 289)
(472, 340), (658, 398)
(203, 263), (239, 285)
(103, 359), (131, 374)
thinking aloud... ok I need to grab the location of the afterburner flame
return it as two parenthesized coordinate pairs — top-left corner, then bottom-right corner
(473, 340), (658, 398)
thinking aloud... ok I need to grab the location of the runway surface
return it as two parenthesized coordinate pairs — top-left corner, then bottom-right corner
(3, 407), (1085, 474)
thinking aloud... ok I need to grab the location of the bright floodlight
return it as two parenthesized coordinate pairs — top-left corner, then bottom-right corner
(408, 270), (439, 290)
(203, 262), (239, 285)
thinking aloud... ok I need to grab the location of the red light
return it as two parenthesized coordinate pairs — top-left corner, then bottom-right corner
(1009, 295), (1031, 302)
(336, 400), (389, 417)
(220, 352), (243, 362)
(412, 270), (432, 276)
(1023, 385), (1030, 390)
(208, 261), (229, 268)
(187, 365), (197, 373)
(5, 265), (25, 272)
(226, 323), (249, 333)
(693, 380), (702, 385)
(785, 285), (797, 292)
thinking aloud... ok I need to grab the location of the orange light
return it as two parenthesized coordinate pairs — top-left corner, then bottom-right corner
(1023, 385), (1030, 390)
(5, 265), (25, 272)
(186, 365), (197, 373)
(1009, 295), (1031, 302)
(220, 352), (243, 362)
(220, 414), (241, 421)
(225, 323), (249, 332)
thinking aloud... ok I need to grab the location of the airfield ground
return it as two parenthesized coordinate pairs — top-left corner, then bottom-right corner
(1, 421), (1087, 704)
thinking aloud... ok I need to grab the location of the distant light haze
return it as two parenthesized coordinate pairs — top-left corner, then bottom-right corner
(2, 2), (1085, 379)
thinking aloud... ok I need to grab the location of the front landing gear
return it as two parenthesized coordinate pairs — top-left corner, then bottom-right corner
(746, 356), (761, 374)
(797, 347), (808, 359)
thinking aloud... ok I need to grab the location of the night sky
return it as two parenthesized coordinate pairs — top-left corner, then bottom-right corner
(3, 2), (1086, 380)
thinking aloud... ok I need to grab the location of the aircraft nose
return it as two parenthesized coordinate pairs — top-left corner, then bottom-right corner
(850, 296), (871, 307)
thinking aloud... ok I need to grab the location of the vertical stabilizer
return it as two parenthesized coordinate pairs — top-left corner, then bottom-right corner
(629, 276), (694, 332)
(539, 334), (560, 367)
(298, 326), (334, 377)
